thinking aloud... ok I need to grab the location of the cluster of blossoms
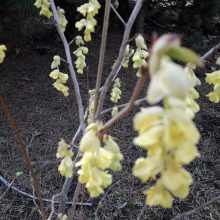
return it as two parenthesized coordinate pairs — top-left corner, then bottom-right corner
(56, 139), (74, 178)
(132, 35), (149, 76)
(57, 7), (68, 32)
(34, 0), (52, 18)
(122, 44), (134, 68)
(133, 34), (202, 207)
(111, 78), (122, 103)
(75, 0), (101, 42)
(49, 56), (69, 97)
(0, 45), (7, 63)
(76, 123), (123, 197)
(205, 60), (220, 103)
(73, 36), (88, 74)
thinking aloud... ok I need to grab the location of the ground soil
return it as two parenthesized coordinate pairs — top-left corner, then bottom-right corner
(0, 24), (220, 219)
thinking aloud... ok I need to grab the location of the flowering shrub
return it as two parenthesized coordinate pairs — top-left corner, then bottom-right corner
(1, 0), (219, 219)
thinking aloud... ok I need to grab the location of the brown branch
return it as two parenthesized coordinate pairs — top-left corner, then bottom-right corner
(172, 195), (220, 220)
(100, 69), (147, 133)
(0, 96), (46, 220)
(94, 0), (111, 115)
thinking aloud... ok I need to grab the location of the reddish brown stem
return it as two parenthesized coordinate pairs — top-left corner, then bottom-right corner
(0, 96), (46, 220)
(100, 69), (147, 133)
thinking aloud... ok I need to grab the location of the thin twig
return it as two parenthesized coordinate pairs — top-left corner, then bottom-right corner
(0, 96), (46, 220)
(100, 69), (147, 133)
(94, 0), (111, 115)
(172, 195), (220, 220)
(49, 0), (86, 130)
(202, 42), (220, 61)
(0, 175), (91, 207)
(95, 0), (143, 119)
(110, 4), (126, 26)
(101, 97), (147, 115)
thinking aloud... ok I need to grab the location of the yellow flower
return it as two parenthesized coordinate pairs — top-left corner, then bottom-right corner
(79, 129), (100, 153)
(147, 58), (189, 104)
(34, 0), (52, 18)
(135, 34), (147, 50)
(0, 45), (7, 63)
(133, 107), (164, 133)
(75, 36), (84, 46)
(174, 142), (200, 165)
(205, 71), (220, 103)
(58, 157), (74, 178)
(75, 0), (101, 42)
(122, 44), (134, 68)
(111, 78), (122, 103)
(133, 125), (164, 150)
(133, 155), (163, 182)
(77, 123), (122, 198)
(146, 182), (173, 208)
(161, 164), (193, 198)
(104, 136), (123, 171)
(57, 7), (68, 32)
(51, 55), (61, 69)
(206, 71), (220, 85)
(56, 139), (73, 158)
(163, 108), (200, 149)
(207, 90), (220, 103)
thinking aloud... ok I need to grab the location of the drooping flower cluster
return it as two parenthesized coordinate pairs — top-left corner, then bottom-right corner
(75, 0), (101, 42)
(111, 78), (122, 103)
(57, 7), (68, 32)
(73, 36), (88, 74)
(133, 34), (202, 208)
(34, 0), (52, 18)
(205, 70), (220, 103)
(132, 35), (149, 76)
(0, 45), (6, 63)
(56, 139), (74, 178)
(76, 123), (123, 197)
(49, 55), (69, 97)
(122, 44), (134, 68)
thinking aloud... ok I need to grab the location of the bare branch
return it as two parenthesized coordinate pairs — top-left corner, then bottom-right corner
(110, 4), (126, 26)
(94, 0), (111, 115)
(49, 0), (86, 130)
(172, 195), (220, 220)
(101, 97), (147, 116)
(202, 42), (220, 61)
(95, 0), (144, 119)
